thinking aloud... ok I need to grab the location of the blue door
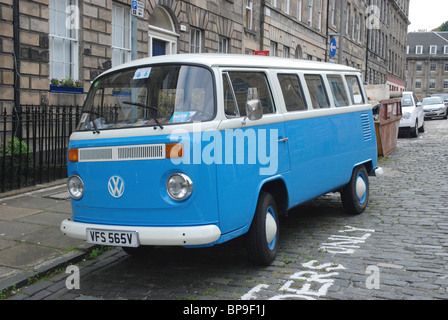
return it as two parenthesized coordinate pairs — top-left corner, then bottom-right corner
(152, 39), (166, 56)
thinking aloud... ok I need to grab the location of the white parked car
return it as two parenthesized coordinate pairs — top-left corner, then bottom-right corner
(399, 91), (425, 138)
(422, 96), (448, 120)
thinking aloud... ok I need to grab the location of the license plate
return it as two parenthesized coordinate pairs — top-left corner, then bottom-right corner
(86, 229), (139, 247)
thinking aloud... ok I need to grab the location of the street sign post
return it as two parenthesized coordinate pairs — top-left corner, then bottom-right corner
(131, 0), (144, 18)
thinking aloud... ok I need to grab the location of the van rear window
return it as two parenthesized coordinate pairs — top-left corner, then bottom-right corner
(304, 74), (330, 109)
(345, 75), (365, 105)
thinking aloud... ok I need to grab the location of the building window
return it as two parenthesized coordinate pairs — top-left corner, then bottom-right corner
(429, 78), (436, 89)
(285, 0), (290, 14)
(429, 45), (437, 54)
(283, 46), (290, 58)
(308, 0), (313, 25)
(444, 46), (448, 54)
(330, 0), (335, 26)
(431, 61), (437, 72)
(219, 37), (230, 53)
(189, 28), (202, 53)
(298, 0), (302, 21)
(444, 79), (448, 89)
(270, 41), (278, 57)
(416, 61), (422, 72)
(406, 46), (409, 54)
(317, 0), (322, 31)
(415, 79), (421, 89)
(445, 62), (448, 72)
(49, 0), (79, 80)
(245, 0), (253, 29)
(112, 4), (131, 67)
(415, 46), (423, 54)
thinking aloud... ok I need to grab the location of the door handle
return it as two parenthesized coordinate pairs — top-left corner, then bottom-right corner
(278, 137), (289, 143)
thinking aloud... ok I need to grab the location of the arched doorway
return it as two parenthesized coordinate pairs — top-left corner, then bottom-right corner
(148, 7), (178, 57)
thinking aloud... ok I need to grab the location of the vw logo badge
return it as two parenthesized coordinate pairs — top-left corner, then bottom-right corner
(108, 176), (125, 198)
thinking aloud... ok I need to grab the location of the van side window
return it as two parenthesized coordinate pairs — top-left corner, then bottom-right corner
(304, 74), (330, 109)
(345, 75), (365, 105)
(327, 75), (350, 107)
(227, 72), (275, 116)
(222, 73), (240, 117)
(277, 74), (307, 112)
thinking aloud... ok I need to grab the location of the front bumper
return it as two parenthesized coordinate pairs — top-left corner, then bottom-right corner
(424, 110), (446, 118)
(60, 219), (221, 246)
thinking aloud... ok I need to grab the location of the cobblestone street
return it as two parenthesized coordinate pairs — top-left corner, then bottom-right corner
(7, 118), (448, 301)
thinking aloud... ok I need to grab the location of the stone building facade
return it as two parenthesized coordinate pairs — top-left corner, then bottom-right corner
(0, 0), (411, 112)
(406, 31), (448, 98)
(365, 0), (410, 92)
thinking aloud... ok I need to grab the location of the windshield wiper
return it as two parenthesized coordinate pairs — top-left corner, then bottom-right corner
(122, 101), (164, 129)
(83, 110), (104, 134)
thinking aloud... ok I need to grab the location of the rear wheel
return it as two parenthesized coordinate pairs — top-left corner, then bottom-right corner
(247, 192), (279, 266)
(341, 165), (369, 215)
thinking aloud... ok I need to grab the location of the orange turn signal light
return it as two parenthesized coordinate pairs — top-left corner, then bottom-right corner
(68, 149), (79, 162)
(166, 143), (183, 159)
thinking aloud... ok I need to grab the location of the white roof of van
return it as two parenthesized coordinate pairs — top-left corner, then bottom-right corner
(98, 53), (360, 79)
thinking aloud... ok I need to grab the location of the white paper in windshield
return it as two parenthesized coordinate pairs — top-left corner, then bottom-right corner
(133, 67), (152, 80)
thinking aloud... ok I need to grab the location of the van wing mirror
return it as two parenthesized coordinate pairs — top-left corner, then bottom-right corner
(244, 99), (263, 121)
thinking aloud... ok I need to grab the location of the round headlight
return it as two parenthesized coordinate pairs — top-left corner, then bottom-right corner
(67, 175), (84, 200)
(166, 173), (193, 201)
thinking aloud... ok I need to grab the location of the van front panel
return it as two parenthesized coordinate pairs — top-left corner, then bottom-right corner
(68, 134), (219, 227)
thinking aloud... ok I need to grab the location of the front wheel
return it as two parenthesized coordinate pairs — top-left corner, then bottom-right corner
(247, 192), (279, 266)
(410, 120), (418, 138)
(341, 166), (370, 215)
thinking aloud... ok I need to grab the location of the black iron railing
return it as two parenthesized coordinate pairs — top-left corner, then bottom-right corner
(0, 105), (82, 193)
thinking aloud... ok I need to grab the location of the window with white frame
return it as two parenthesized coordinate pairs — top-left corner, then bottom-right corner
(445, 62), (448, 72)
(308, 0), (313, 25)
(270, 41), (278, 57)
(415, 78), (421, 89)
(283, 46), (290, 58)
(189, 28), (202, 53)
(429, 78), (436, 89)
(219, 36), (230, 53)
(285, 0), (290, 14)
(112, 4), (131, 67)
(444, 79), (448, 89)
(245, 0), (253, 29)
(415, 45), (423, 54)
(317, 0), (322, 31)
(298, 0), (302, 21)
(430, 45), (437, 54)
(445, 45), (448, 54)
(431, 61), (437, 72)
(416, 61), (422, 72)
(49, 0), (79, 80)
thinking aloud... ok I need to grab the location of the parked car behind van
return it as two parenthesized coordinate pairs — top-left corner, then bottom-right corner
(422, 96), (448, 119)
(399, 91), (425, 137)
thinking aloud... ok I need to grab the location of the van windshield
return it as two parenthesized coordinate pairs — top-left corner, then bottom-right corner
(77, 65), (215, 131)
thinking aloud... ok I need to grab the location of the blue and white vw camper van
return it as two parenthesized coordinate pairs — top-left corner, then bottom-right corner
(61, 54), (382, 265)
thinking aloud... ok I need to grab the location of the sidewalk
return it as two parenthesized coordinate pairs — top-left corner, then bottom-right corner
(0, 181), (95, 292)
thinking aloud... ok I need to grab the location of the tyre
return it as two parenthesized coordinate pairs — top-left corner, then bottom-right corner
(247, 192), (279, 265)
(410, 120), (418, 138)
(418, 121), (425, 132)
(341, 165), (369, 215)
